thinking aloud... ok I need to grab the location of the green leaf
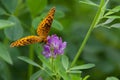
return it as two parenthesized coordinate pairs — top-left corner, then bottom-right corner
(110, 23), (120, 29)
(92, 0), (109, 28)
(96, 18), (115, 28)
(0, 42), (13, 65)
(1, 0), (18, 14)
(4, 16), (23, 41)
(104, 6), (120, 16)
(0, 8), (7, 15)
(79, 0), (99, 7)
(55, 10), (65, 19)
(27, 0), (47, 17)
(104, 16), (120, 19)
(0, 60), (11, 80)
(99, 0), (109, 20)
(70, 74), (82, 80)
(34, 44), (51, 70)
(52, 20), (63, 31)
(58, 67), (71, 80)
(106, 76), (119, 80)
(83, 75), (90, 80)
(38, 54), (51, 70)
(32, 16), (43, 29)
(102, 18), (115, 25)
(0, 20), (14, 29)
(18, 56), (40, 68)
(53, 56), (70, 80)
(70, 64), (95, 70)
(62, 55), (69, 70)
(30, 70), (41, 80)
(68, 70), (82, 74)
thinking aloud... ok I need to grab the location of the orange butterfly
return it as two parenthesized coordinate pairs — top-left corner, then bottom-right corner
(10, 7), (56, 47)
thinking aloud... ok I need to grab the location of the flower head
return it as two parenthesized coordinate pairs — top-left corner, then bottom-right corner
(42, 34), (67, 58)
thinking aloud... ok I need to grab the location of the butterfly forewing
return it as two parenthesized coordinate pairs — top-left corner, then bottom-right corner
(10, 36), (42, 47)
(37, 7), (56, 39)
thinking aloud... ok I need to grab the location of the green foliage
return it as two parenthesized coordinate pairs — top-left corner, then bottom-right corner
(96, 5), (120, 29)
(106, 76), (119, 80)
(30, 70), (41, 80)
(18, 56), (40, 68)
(37, 54), (52, 70)
(0, 43), (12, 65)
(0, 7), (7, 15)
(0, 60), (11, 80)
(82, 75), (90, 80)
(104, 6), (120, 16)
(0, 0), (18, 14)
(79, 0), (99, 7)
(27, 0), (47, 18)
(0, 20), (14, 29)
(68, 70), (82, 74)
(62, 55), (69, 70)
(70, 64), (95, 70)
(55, 10), (65, 19)
(52, 20), (63, 31)
(4, 16), (23, 41)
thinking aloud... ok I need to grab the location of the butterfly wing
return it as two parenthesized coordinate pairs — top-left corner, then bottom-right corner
(10, 36), (42, 47)
(10, 7), (56, 47)
(37, 7), (56, 41)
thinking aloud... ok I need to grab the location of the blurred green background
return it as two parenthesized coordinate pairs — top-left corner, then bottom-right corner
(0, 0), (120, 80)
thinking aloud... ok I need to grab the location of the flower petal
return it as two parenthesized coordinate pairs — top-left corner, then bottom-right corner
(42, 34), (67, 58)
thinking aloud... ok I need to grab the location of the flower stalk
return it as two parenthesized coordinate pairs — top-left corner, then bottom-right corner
(28, 45), (34, 79)
(42, 34), (66, 80)
(71, 0), (107, 67)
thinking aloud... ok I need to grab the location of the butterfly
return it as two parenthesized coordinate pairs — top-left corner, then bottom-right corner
(10, 7), (56, 47)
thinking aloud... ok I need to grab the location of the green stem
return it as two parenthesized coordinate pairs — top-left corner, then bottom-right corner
(71, 0), (106, 67)
(52, 57), (54, 70)
(28, 24), (35, 79)
(50, 52), (60, 80)
(28, 45), (34, 79)
(56, 73), (61, 80)
(40, 66), (55, 80)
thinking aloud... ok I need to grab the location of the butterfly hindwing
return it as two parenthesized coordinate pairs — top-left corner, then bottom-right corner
(10, 36), (42, 47)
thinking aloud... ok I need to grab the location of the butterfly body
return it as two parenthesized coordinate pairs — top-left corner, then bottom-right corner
(10, 7), (55, 47)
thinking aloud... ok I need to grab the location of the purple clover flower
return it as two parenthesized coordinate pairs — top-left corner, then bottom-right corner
(42, 34), (67, 58)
